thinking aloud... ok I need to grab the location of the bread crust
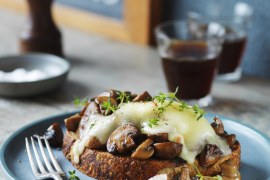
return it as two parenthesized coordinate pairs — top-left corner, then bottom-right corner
(63, 131), (241, 180)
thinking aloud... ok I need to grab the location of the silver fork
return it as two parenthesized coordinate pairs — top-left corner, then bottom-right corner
(25, 136), (65, 180)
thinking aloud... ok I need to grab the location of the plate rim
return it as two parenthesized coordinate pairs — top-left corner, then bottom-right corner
(1, 112), (270, 179)
(0, 111), (77, 179)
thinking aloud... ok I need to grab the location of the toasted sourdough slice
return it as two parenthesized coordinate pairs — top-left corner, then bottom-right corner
(63, 90), (241, 179)
(63, 131), (241, 180)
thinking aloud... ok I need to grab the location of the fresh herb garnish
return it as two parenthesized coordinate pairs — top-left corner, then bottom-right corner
(179, 100), (189, 111)
(153, 87), (205, 121)
(117, 91), (131, 104)
(101, 99), (118, 115)
(154, 87), (179, 116)
(147, 118), (159, 128)
(69, 170), (80, 180)
(192, 104), (205, 121)
(101, 91), (131, 115)
(154, 87), (178, 105)
(90, 123), (95, 129)
(154, 92), (167, 104)
(157, 106), (165, 116)
(195, 165), (222, 180)
(73, 97), (88, 107)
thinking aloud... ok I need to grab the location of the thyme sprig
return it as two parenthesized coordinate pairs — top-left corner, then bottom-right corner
(179, 100), (189, 111)
(153, 87), (205, 121)
(195, 165), (222, 180)
(117, 91), (131, 104)
(73, 97), (88, 107)
(101, 99), (118, 115)
(154, 87), (179, 116)
(193, 104), (205, 121)
(101, 91), (130, 115)
(68, 170), (80, 180)
(147, 118), (159, 128)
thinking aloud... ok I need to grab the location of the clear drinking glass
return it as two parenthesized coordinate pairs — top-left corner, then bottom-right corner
(188, 3), (253, 82)
(155, 20), (224, 107)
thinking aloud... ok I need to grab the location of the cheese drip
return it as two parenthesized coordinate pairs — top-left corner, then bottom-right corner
(72, 101), (231, 164)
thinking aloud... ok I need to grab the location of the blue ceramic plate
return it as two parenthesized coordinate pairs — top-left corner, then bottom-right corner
(1, 112), (270, 180)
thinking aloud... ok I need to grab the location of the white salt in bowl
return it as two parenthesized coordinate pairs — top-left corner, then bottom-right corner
(0, 53), (70, 97)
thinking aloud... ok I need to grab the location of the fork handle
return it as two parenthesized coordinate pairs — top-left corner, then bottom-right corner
(51, 173), (63, 180)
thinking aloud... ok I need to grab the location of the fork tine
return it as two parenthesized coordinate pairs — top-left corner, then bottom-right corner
(44, 137), (65, 175)
(37, 136), (54, 172)
(31, 137), (47, 174)
(25, 137), (40, 177)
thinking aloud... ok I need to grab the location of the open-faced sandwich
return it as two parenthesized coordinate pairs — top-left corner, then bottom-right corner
(63, 89), (241, 180)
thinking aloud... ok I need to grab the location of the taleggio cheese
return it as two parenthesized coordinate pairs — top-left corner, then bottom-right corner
(72, 101), (231, 164)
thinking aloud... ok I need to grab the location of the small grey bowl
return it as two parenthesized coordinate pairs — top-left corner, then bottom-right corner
(0, 53), (70, 97)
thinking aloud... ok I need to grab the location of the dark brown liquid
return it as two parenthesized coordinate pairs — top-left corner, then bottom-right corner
(218, 30), (247, 74)
(162, 41), (218, 99)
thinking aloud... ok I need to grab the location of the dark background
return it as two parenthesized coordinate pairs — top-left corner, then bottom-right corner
(164, 0), (270, 78)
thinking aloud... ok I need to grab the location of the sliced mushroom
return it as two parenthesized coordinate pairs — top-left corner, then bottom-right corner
(34, 123), (63, 147)
(97, 91), (111, 98)
(99, 89), (123, 98)
(107, 123), (141, 154)
(77, 101), (100, 134)
(199, 144), (222, 167)
(148, 133), (169, 143)
(95, 90), (118, 104)
(79, 102), (89, 116)
(130, 93), (138, 101)
(222, 133), (236, 147)
(80, 101), (101, 118)
(211, 117), (237, 148)
(87, 101), (100, 115)
(132, 91), (152, 102)
(96, 89), (120, 99)
(96, 96), (118, 115)
(131, 138), (154, 159)
(92, 90), (140, 115)
(45, 123), (63, 147)
(95, 96), (118, 106)
(64, 114), (82, 132)
(211, 116), (225, 135)
(153, 142), (182, 159)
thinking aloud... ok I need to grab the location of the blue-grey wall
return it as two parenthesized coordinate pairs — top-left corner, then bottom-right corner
(164, 0), (270, 78)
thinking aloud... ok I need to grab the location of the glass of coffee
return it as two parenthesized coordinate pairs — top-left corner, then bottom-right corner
(155, 20), (224, 107)
(188, 4), (252, 81)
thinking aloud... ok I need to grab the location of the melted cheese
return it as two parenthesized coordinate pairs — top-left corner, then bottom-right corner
(72, 101), (231, 164)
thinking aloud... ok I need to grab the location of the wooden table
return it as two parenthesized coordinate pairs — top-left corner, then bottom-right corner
(0, 8), (270, 179)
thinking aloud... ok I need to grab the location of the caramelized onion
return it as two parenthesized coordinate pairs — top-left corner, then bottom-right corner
(221, 160), (241, 180)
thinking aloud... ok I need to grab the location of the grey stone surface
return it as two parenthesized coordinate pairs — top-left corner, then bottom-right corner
(0, 8), (269, 179)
